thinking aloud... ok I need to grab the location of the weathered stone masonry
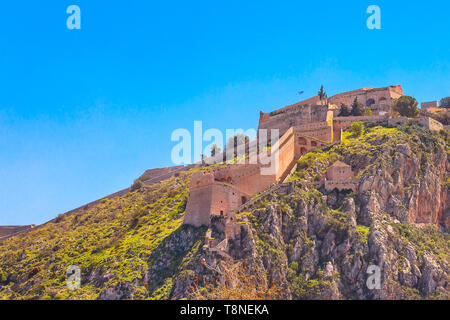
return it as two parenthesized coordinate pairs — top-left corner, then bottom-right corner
(2, 84), (445, 243)
(183, 84), (443, 231)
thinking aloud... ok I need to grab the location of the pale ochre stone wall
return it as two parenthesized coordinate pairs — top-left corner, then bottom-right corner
(328, 85), (403, 115)
(421, 101), (439, 110)
(388, 117), (444, 132)
(325, 161), (357, 193)
(259, 86), (402, 136)
(326, 164), (353, 181)
(183, 85), (421, 228)
(258, 104), (329, 138)
(324, 181), (358, 193)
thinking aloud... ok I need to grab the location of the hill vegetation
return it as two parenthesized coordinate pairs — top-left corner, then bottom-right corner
(0, 170), (193, 299)
(0, 124), (448, 300)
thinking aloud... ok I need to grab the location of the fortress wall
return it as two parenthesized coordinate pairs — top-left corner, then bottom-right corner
(267, 127), (296, 181)
(333, 115), (387, 138)
(281, 95), (322, 110)
(388, 117), (409, 126)
(259, 86), (402, 138)
(424, 107), (444, 114)
(197, 164), (274, 197)
(210, 164), (258, 184)
(143, 164), (197, 184)
(291, 113), (334, 156)
(421, 101), (439, 110)
(184, 180), (249, 227)
(231, 164), (260, 180)
(0, 225), (35, 238)
(324, 180), (358, 193)
(183, 183), (214, 227)
(333, 115), (387, 124)
(293, 136), (330, 158)
(294, 121), (330, 132)
(416, 117), (444, 132)
(329, 90), (371, 106)
(329, 86), (402, 113)
(294, 123), (333, 142)
(61, 164), (195, 221)
(189, 171), (215, 188)
(212, 166), (236, 183)
(183, 172), (215, 227)
(258, 104), (329, 137)
(140, 165), (185, 181)
(183, 85), (403, 229)
(225, 217), (242, 239)
(389, 117), (444, 132)
(210, 183), (248, 217)
(326, 166), (353, 181)
(231, 165), (275, 195)
(275, 130), (296, 180)
(183, 168), (263, 227)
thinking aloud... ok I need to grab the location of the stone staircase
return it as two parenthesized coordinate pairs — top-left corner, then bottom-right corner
(230, 182), (291, 215)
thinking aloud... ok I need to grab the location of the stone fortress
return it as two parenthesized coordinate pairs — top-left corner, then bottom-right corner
(181, 85), (446, 255)
(184, 85), (411, 228)
(0, 85), (445, 242)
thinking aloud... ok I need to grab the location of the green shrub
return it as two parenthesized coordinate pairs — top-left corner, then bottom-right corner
(356, 225), (370, 244)
(0, 270), (6, 283)
(392, 96), (419, 118)
(350, 121), (364, 137)
(130, 180), (143, 191)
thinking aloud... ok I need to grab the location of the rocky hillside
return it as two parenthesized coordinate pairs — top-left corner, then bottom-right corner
(170, 123), (450, 300)
(0, 123), (448, 299)
(0, 170), (195, 299)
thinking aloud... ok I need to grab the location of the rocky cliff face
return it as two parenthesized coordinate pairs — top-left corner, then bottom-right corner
(0, 124), (448, 300)
(351, 128), (448, 229)
(169, 124), (449, 300)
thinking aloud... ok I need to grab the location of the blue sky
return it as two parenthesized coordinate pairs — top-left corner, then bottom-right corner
(0, 0), (449, 225)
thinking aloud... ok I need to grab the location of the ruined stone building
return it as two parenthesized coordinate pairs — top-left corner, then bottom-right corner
(324, 160), (358, 193)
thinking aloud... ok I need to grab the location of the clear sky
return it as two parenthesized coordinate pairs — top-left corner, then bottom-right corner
(0, 0), (449, 225)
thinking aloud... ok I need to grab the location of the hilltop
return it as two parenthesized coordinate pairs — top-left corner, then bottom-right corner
(0, 122), (448, 299)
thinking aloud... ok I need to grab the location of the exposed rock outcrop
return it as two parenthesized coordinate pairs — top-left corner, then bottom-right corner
(169, 125), (449, 300)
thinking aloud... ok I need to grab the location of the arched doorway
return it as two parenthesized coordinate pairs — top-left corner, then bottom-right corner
(366, 98), (375, 107)
(298, 137), (307, 145)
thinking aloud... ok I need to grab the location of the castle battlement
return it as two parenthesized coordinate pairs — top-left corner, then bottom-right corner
(183, 85), (405, 230)
(180, 84), (446, 253)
